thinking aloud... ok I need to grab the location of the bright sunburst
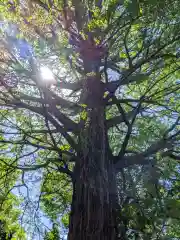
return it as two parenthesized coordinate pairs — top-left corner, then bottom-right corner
(40, 66), (54, 81)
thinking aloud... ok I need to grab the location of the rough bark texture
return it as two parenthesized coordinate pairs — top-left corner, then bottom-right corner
(67, 17), (120, 237)
(68, 106), (119, 239)
(68, 176), (119, 240)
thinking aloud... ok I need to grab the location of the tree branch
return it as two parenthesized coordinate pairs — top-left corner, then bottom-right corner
(105, 34), (180, 98)
(13, 101), (79, 133)
(114, 128), (180, 170)
(2, 100), (78, 151)
(56, 80), (82, 91)
(106, 108), (143, 129)
(0, 139), (57, 151)
(20, 92), (80, 110)
(0, 157), (73, 177)
(117, 101), (142, 158)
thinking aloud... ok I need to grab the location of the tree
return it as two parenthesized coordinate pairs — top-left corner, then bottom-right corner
(0, 0), (180, 239)
(44, 224), (60, 240)
(40, 116), (180, 239)
(0, 160), (26, 239)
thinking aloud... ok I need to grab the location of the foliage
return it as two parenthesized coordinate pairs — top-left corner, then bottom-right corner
(44, 224), (60, 240)
(40, 170), (72, 223)
(0, 0), (180, 238)
(0, 162), (26, 239)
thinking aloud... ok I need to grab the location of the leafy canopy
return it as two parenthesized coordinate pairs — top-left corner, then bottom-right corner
(0, 0), (180, 238)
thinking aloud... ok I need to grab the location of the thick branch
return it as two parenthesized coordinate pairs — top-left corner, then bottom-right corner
(114, 140), (167, 170)
(56, 80), (82, 91)
(7, 101), (78, 150)
(0, 157), (73, 177)
(20, 92), (80, 110)
(13, 101), (79, 133)
(106, 108), (143, 129)
(114, 127), (180, 170)
(118, 101), (142, 158)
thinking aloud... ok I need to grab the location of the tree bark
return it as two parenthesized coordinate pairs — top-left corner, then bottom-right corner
(68, 107), (119, 240)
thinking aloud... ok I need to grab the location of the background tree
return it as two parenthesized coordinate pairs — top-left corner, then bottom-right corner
(0, 0), (180, 239)
(44, 224), (60, 240)
(0, 160), (26, 239)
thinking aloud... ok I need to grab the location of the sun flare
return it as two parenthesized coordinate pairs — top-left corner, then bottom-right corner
(40, 66), (54, 81)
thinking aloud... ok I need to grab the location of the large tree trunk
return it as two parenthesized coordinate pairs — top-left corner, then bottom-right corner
(68, 106), (119, 240)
